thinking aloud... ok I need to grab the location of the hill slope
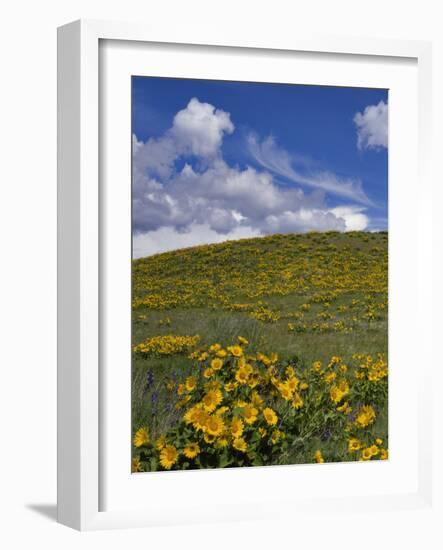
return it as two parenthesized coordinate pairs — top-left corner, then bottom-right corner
(133, 231), (387, 357)
(131, 231), (388, 467)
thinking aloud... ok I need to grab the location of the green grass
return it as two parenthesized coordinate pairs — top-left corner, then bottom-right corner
(132, 231), (388, 436)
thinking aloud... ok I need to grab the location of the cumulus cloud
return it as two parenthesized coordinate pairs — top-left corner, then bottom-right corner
(354, 100), (388, 151)
(171, 97), (234, 157)
(133, 97), (372, 256)
(329, 206), (369, 231)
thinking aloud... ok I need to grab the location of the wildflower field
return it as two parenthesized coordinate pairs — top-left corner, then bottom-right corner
(131, 231), (388, 472)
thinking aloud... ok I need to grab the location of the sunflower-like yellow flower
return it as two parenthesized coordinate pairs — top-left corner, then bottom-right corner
(203, 367), (214, 379)
(215, 436), (229, 449)
(380, 448), (389, 460)
(271, 430), (285, 444)
(216, 349), (227, 358)
(232, 437), (247, 452)
(263, 407), (278, 426)
(238, 336), (249, 345)
(348, 437), (362, 452)
(330, 379), (350, 404)
(312, 361), (322, 372)
(314, 450), (324, 463)
(360, 447), (373, 461)
(205, 414), (225, 437)
(132, 457), (142, 472)
(185, 376), (197, 392)
(251, 391), (264, 408)
(327, 356), (342, 368)
(202, 389), (223, 412)
(228, 345), (243, 357)
(224, 381), (237, 392)
(184, 404), (198, 424)
(269, 353), (278, 363)
(211, 358), (224, 371)
(258, 427), (267, 438)
(190, 407), (210, 432)
(235, 366), (251, 385)
(324, 372), (337, 384)
(183, 442), (200, 459)
(205, 379), (221, 391)
(159, 445), (178, 469)
(355, 405), (376, 428)
(242, 404), (258, 425)
(278, 382), (293, 401)
(285, 366), (295, 378)
(368, 444), (379, 457)
(204, 433), (217, 444)
(231, 417), (244, 438)
(292, 392), (304, 410)
(133, 427), (150, 448)
(287, 376), (300, 392)
(248, 372), (260, 389)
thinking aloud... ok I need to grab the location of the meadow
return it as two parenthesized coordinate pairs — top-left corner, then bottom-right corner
(131, 231), (388, 471)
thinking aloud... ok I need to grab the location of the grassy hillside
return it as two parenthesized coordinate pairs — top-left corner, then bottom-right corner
(131, 231), (388, 470)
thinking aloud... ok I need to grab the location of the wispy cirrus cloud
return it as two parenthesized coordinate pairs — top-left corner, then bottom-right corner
(248, 134), (372, 206)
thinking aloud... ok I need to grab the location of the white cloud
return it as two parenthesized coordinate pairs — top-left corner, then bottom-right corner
(329, 206), (369, 231)
(354, 100), (388, 151)
(133, 97), (373, 256)
(133, 223), (260, 258)
(248, 135), (372, 205)
(171, 97), (234, 157)
(263, 209), (346, 234)
(132, 97), (234, 184)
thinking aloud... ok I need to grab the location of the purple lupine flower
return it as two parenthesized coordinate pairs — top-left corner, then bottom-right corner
(146, 370), (154, 389)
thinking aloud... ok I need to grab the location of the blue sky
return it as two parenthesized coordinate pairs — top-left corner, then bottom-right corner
(132, 76), (388, 257)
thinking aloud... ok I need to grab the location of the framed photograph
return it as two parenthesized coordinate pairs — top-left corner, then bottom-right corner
(57, 20), (434, 531)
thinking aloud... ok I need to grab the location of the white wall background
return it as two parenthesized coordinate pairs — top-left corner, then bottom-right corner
(0, 1), (441, 548)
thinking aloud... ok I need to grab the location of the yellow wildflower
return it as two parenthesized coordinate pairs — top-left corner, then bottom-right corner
(292, 392), (304, 410)
(355, 405), (376, 428)
(263, 407), (278, 426)
(314, 450), (324, 463)
(242, 404), (258, 425)
(231, 417), (244, 438)
(228, 345), (243, 357)
(380, 448), (389, 460)
(159, 445), (178, 469)
(233, 437), (247, 452)
(210, 358), (223, 371)
(205, 415), (225, 437)
(360, 447), (372, 461)
(202, 389), (223, 412)
(348, 438), (362, 452)
(185, 376), (197, 392)
(183, 443), (200, 459)
(133, 427), (149, 448)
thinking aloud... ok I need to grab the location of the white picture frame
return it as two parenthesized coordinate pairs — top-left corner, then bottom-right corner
(57, 19), (435, 531)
